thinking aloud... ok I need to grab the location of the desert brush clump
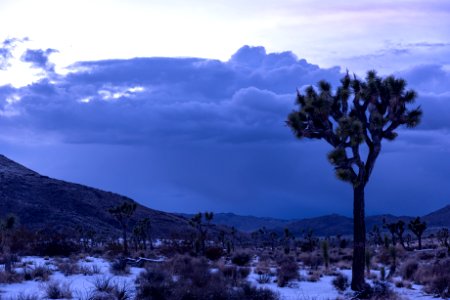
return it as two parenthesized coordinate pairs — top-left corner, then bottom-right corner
(332, 273), (350, 292)
(276, 256), (299, 287)
(231, 250), (252, 266)
(136, 255), (279, 300)
(43, 280), (73, 299)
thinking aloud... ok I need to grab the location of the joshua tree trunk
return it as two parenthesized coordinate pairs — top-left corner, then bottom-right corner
(352, 183), (366, 291)
(122, 225), (129, 256)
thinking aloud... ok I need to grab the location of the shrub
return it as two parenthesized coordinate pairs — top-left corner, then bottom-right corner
(136, 267), (174, 300)
(355, 281), (400, 300)
(109, 259), (130, 275)
(237, 283), (279, 300)
(238, 267), (250, 279)
(35, 240), (80, 257)
(31, 265), (52, 281)
(44, 281), (72, 299)
(332, 273), (349, 292)
(255, 261), (272, 284)
(136, 260), (279, 300)
(57, 261), (80, 276)
(204, 247), (224, 261)
(231, 251), (252, 266)
(0, 270), (24, 284)
(425, 274), (450, 298)
(79, 264), (98, 276)
(400, 259), (418, 280)
(276, 256), (299, 287)
(257, 273), (272, 284)
(306, 271), (321, 282)
(14, 293), (40, 300)
(112, 282), (133, 300)
(414, 258), (450, 298)
(92, 276), (114, 294)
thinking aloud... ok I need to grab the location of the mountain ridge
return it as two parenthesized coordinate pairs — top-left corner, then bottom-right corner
(180, 206), (450, 236)
(0, 154), (192, 238)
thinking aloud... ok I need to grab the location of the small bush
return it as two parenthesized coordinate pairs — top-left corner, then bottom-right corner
(136, 268), (174, 300)
(204, 247), (224, 261)
(238, 267), (250, 279)
(14, 293), (40, 300)
(414, 258), (450, 298)
(92, 276), (114, 294)
(231, 251), (252, 266)
(57, 261), (80, 276)
(238, 283), (279, 300)
(0, 270), (24, 284)
(400, 259), (418, 280)
(257, 273), (272, 284)
(255, 261), (272, 284)
(112, 282), (133, 300)
(332, 273), (349, 292)
(109, 259), (130, 275)
(426, 274), (450, 298)
(306, 271), (321, 282)
(44, 281), (72, 299)
(15, 293), (40, 300)
(31, 265), (52, 281)
(276, 256), (299, 287)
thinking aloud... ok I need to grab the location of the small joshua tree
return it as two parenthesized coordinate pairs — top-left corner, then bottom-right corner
(322, 240), (330, 270)
(189, 212), (214, 255)
(383, 219), (407, 250)
(108, 201), (137, 255)
(408, 217), (427, 250)
(437, 228), (449, 248)
(0, 215), (16, 273)
(287, 71), (422, 290)
(132, 217), (152, 251)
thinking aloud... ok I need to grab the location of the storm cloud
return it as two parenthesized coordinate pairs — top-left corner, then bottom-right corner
(0, 44), (449, 218)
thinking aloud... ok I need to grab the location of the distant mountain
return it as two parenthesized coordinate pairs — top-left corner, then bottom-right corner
(178, 212), (292, 232)
(284, 214), (353, 236)
(423, 205), (450, 227)
(205, 207), (450, 237)
(0, 155), (191, 238)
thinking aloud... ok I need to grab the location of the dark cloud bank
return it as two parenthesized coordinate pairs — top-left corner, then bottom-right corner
(0, 43), (449, 218)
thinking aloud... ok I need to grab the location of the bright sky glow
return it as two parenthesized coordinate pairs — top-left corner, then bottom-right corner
(1, 0), (449, 73)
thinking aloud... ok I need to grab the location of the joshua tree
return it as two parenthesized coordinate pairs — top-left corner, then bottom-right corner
(322, 240), (330, 270)
(283, 228), (293, 254)
(0, 215), (17, 273)
(287, 71), (422, 290)
(408, 217), (427, 249)
(383, 219), (408, 250)
(108, 201), (137, 255)
(369, 225), (383, 246)
(132, 217), (152, 251)
(436, 228), (449, 250)
(189, 212), (214, 254)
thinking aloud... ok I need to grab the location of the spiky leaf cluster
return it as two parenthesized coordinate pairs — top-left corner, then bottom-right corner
(408, 217), (427, 237)
(287, 71), (422, 186)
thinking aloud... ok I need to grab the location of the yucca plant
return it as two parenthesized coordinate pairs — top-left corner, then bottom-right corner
(287, 70), (422, 291)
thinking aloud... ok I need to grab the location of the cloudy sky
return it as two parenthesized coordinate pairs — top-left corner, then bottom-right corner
(0, 0), (449, 219)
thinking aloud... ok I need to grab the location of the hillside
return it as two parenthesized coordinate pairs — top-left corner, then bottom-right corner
(0, 155), (191, 238)
(423, 204), (450, 227)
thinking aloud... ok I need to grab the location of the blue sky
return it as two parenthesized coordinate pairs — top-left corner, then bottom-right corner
(0, 1), (449, 218)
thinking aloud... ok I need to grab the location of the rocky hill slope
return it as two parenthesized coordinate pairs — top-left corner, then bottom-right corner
(0, 155), (191, 238)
